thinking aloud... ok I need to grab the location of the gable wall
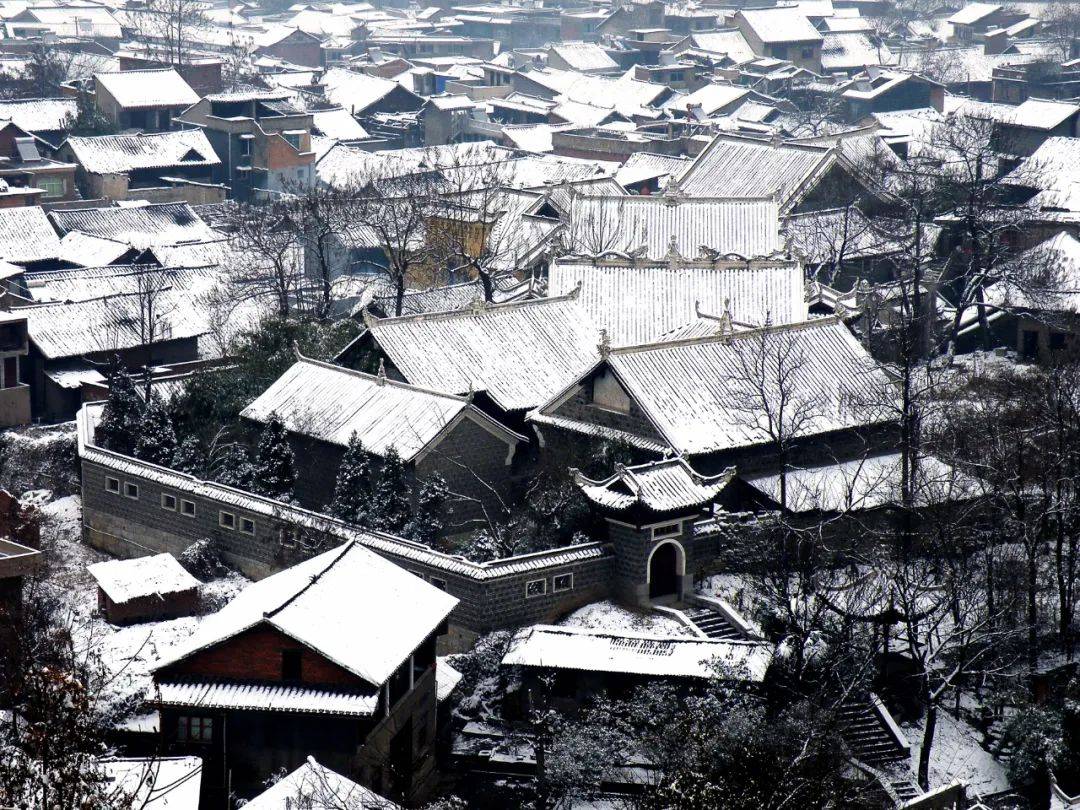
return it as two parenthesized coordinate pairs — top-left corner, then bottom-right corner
(549, 378), (667, 444)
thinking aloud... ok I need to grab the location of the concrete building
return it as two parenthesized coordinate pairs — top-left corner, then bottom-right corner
(93, 69), (199, 133)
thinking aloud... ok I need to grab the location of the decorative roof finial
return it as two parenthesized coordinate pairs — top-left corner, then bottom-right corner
(598, 328), (610, 358)
(377, 358), (387, 385)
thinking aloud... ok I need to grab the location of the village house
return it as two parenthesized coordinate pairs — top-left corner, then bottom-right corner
(240, 355), (525, 523)
(87, 552), (200, 625)
(93, 70), (200, 133)
(734, 8), (824, 73)
(58, 130), (223, 203)
(151, 540), (457, 805)
(0, 206), (64, 271)
(178, 89), (316, 201)
(948, 3), (1031, 45)
(0, 97), (78, 151)
(0, 122), (76, 203)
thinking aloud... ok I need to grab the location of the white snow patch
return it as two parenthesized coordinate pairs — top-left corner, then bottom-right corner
(903, 709), (1011, 797)
(559, 600), (693, 636)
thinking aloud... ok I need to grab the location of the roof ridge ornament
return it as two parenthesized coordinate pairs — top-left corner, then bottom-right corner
(598, 328), (611, 358)
(377, 358), (387, 385)
(718, 297), (734, 342)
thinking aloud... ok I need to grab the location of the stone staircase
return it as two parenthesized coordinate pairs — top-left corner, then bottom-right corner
(838, 697), (910, 766)
(682, 604), (748, 639)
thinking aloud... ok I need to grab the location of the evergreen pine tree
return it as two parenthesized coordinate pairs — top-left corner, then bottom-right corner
(97, 367), (142, 455)
(370, 446), (411, 533)
(254, 415), (296, 500)
(405, 473), (449, 545)
(172, 435), (207, 476)
(212, 444), (255, 490)
(330, 432), (373, 524)
(133, 394), (177, 466)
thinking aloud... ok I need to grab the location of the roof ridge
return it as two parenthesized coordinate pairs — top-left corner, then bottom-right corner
(367, 288), (580, 327)
(610, 315), (843, 355)
(262, 540), (355, 621)
(290, 353), (474, 405)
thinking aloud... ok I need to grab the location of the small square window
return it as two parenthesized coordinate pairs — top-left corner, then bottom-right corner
(178, 715), (213, 744)
(240, 517), (255, 536)
(181, 499), (196, 517)
(124, 482), (139, 500)
(105, 476), (120, 494)
(525, 578), (546, 598)
(652, 521), (681, 540)
(219, 511), (236, 530)
(553, 573), (573, 593)
(429, 577), (447, 591)
(161, 493), (177, 511)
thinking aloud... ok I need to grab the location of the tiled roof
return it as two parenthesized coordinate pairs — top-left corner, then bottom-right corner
(241, 357), (522, 461)
(95, 69), (199, 109)
(50, 203), (220, 249)
(574, 456), (735, 512)
(738, 8), (822, 43)
(0, 206), (60, 264)
(549, 256), (805, 346)
(0, 97), (77, 133)
(549, 41), (619, 72)
(564, 194), (781, 260)
(156, 681), (379, 716)
(65, 130), (219, 175)
(87, 553), (199, 605)
(366, 293), (601, 412)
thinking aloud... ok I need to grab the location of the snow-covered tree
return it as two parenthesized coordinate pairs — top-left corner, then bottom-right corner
(97, 368), (142, 455)
(370, 447), (410, 533)
(406, 474), (449, 546)
(210, 443), (255, 490)
(330, 433), (373, 525)
(171, 435), (206, 476)
(254, 416), (296, 501)
(133, 394), (177, 467)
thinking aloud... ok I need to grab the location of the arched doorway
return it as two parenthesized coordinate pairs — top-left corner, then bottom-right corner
(648, 541), (683, 600)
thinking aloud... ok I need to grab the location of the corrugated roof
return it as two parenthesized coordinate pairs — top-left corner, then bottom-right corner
(155, 540), (458, 687)
(66, 130), (220, 175)
(56, 231), (135, 268)
(156, 681), (379, 716)
(674, 134), (833, 207)
(0, 205), (60, 263)
(367, 294), (601, 412)
(320, 67), (410, 115)
(549, 41), (619, 72)
(0, 97), (77, 133)
(311, 106), (370, 140)
(502, 625), (773, 681)
(574, 457), (735, 512)
(549, 256), (806, 346)
(50, 203), (220, 249)
(565, 194), (781, 260)
(242, 357), (521, 461)
(95, 69), (199, 109)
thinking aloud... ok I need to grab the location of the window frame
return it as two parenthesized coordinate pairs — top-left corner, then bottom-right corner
(177, 715), (214, 744)
(160, 492), (177, 511)
(105, 476), (120, 494)
(525, 578), (546, 598)
(651, 521), (682, 540)
(180, 499), (196, 517)
(218, 510), (236, 530)
(553, 573), (573, 593)
(124, 482), (139, 500)
(239, 517), (255, 536)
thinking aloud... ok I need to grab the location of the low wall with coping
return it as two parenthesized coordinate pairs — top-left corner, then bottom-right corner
(77, 404), (613, 641)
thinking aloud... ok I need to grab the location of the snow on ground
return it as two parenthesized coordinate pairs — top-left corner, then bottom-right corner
(698, 574), (766, 619)
(35, 493), (248, 722)
(559, 600), (693, 636)
(902, 709), (1010, 798)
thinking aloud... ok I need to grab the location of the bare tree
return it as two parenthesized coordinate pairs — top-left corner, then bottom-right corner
(221, 201), (305, 318)
(124, 0), (209, 67)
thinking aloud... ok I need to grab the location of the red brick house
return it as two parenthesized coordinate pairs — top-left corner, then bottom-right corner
(151, 541), (457, 806)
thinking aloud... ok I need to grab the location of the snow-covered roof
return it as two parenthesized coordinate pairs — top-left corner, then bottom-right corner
(737, 8), (822, 44)
(664, 82), (750, 116)
(156, 681), (379, 716)
(88, 553), (200, 606)
(95, 69), (199, 110)
(565, 193), (781, 261)
(548, 256), (806, 347)
(574, 456), (735, 512)
(614, 151), (692, 190)
(65, 130), (220, 175)
(0, 97), (76, 133)
(518, 68), (670, 119)
(50, 203), (219, 250)
(1004, 98), (1080, 131)
(155, 541), (458, 688)
(244, 758), (400, 809)
(532, 317), (894, 456)
(674, 134), (835, 209)
(0, 205), (60, 264)
(821, 32), (892, 72)
(100, 757), (202, 809)
(503, 625), (773, 681)
(744, 451), (979, 512)
(319, 66), (416, 115)
(241, 356), (522, 461)
(680, 30), (756, 63)
(549, 41), (619, 72)
(948, 2), (1000, 25)
(436, 658), (463, 702)
(56, 231), (135, 268)
(364, 293), (601, 412)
